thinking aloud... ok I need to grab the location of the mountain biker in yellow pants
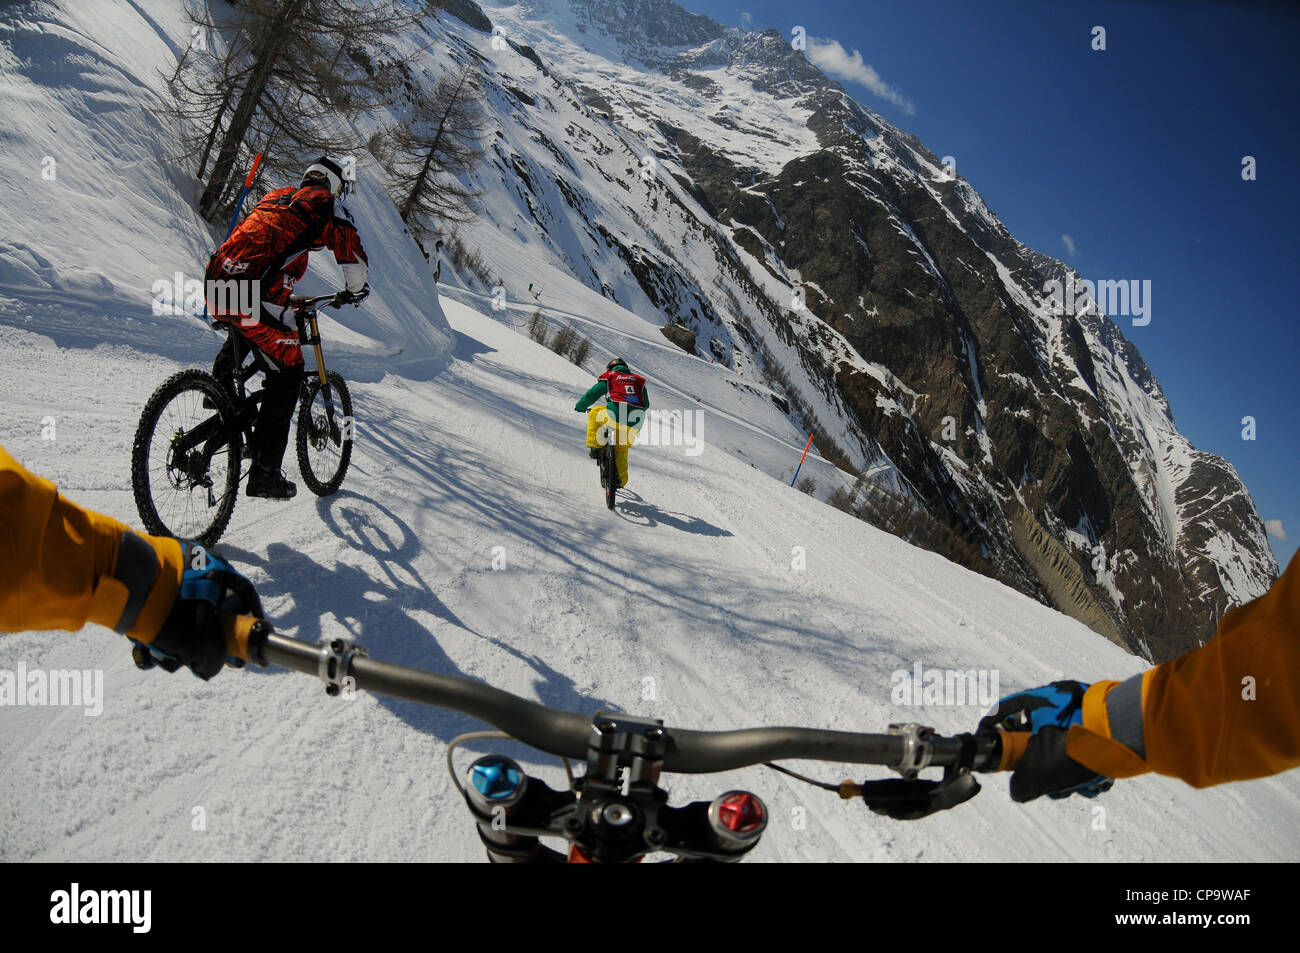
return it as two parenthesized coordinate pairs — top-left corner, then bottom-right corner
(575, 358), (649, 488)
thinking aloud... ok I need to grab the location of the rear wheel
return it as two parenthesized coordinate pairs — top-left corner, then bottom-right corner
(131, 369), (241, 546)
(601, 429), (617, 510)
(296, 371), (353, 496)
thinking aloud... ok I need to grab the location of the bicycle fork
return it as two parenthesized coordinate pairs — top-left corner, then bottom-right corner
(302, 309), (342, 444)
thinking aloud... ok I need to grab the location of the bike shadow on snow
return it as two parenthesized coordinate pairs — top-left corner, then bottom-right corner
(613, 493), (732, 537)
(218, 490), (621, 746)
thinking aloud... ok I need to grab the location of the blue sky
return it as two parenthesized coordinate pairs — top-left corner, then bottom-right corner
(681, 0), (1299, 570)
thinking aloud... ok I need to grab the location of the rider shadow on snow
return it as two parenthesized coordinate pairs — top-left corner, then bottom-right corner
(218, 489), (620, 743)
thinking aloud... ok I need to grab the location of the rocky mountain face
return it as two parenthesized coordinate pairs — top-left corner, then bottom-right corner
(433, 0), (1278, 661)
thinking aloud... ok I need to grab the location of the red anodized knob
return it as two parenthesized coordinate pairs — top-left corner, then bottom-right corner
(715, 791), (765, 833)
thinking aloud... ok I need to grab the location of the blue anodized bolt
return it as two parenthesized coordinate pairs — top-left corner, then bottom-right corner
(470, 756), (524, 801)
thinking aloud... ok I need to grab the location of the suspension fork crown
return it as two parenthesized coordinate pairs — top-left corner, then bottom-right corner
(299, 306), (330, 383)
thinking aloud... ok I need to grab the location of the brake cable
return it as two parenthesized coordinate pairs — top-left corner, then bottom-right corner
(764, 761), (850, 795)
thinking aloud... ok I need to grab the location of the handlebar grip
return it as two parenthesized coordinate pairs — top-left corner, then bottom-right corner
(997, 731), (1032, 771)
(221, 614), (273, 664)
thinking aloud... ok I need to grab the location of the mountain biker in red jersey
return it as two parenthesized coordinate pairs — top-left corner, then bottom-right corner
(575, 358), (650, 488)
(204, 156), (370, 500)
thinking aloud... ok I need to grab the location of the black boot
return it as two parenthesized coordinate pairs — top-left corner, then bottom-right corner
(244, 364), (301, 495)
(246, 463), (297, 499)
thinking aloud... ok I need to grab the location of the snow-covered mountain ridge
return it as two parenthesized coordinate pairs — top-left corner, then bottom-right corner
(429, 0), (1277, 660)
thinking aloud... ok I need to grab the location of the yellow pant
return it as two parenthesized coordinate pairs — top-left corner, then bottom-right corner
(586, 407), (640, 487)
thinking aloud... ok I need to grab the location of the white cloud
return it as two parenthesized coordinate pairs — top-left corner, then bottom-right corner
(1265, 519), (1286, 541)
(806, 38), (915, 115)
(740, 11), (752, 28)
(1062, 234), (1077, 255)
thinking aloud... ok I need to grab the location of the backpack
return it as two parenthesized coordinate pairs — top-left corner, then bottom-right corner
(208, 185), (333, 285)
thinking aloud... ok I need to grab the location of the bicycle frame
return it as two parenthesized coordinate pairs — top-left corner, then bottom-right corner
(161, 334), (269, 475)
(181, 294), (343, 462)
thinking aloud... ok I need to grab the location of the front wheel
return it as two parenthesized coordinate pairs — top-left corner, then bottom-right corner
(131, 369), (241, 547)
(296, 371), (353, 496)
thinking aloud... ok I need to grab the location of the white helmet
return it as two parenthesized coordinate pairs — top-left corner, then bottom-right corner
(301, 156), (349, 197)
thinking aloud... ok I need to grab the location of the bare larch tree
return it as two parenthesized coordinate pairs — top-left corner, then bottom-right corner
(375, 62), (487, 238)
(165, 0), (430, 223)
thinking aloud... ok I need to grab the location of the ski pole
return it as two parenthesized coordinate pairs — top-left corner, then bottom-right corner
(790, 432), (815, 486)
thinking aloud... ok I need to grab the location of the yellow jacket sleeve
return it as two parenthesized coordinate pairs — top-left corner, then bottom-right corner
(0, 445), (183, 642)
(1068, 550), (1300, 787)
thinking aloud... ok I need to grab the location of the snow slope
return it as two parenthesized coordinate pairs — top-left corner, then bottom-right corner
(3, 305), (1299, 862)
(0, 0), (455, 380)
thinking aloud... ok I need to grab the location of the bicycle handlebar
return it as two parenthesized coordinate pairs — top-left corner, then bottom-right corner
(291, 287), (368, 310)
(289, 293), (344, 308)
(223, 617), (1026, 776)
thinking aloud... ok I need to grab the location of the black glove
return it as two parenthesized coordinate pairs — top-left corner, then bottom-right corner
(333, 283), (369, 307)
(132, 542), (263, 681)
(1005, 727), (1115, 803)
(978, 681), (1114, 802)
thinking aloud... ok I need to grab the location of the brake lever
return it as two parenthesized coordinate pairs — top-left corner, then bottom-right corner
(852, 767), (982, 820)
(835, 723), (983, 819)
